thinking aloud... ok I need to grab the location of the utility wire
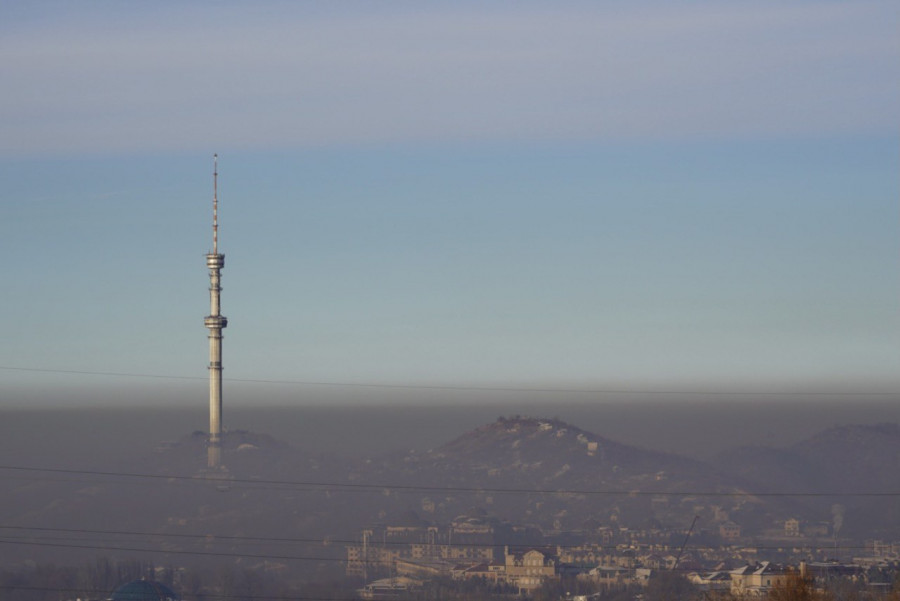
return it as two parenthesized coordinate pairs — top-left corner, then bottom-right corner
(0, 538), (341, 563)
(0, 525), (879, 554)
(2, 365), (897, 397)
(0, 536), (882, 565)
(0, 525), (327, 545)
(0, 525), (355, 547)
(1, 464), (898, 498)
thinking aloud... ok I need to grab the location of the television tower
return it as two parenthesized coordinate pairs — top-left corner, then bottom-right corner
(205, 154), (228, 470)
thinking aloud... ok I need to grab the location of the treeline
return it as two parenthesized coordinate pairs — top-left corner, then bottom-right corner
(0, 558), (355, 601)
(1, 558), (154, 601)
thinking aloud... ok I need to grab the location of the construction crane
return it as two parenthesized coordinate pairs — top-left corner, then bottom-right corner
(672, 515), (700, 571)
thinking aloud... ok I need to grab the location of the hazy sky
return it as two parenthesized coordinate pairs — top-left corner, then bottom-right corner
(1, 1), (898, 407)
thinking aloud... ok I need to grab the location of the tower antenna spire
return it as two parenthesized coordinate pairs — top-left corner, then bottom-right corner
(204, 153), (228, 474)
(213, 153), (218, 254)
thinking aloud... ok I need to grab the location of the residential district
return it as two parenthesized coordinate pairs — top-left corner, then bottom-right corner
(11, 510), (899, 601)
(346, 509), (899, 599)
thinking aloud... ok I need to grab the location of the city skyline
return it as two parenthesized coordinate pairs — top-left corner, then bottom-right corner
(1, 1), (898, 407)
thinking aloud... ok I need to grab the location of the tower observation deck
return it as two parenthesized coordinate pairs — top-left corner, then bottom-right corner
(205, 155), (228, 470)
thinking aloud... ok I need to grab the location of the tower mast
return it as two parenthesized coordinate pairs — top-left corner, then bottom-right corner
(205, 154), (228, 470)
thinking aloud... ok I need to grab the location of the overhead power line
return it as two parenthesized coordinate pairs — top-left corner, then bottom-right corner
(0, 536), (885, 573)
(1, 464), (898, 498)
(0, 525), (349, 547)
(0, 525), (880, 555)
(0, 538), (339, 563)
(2, 365), (897, 397)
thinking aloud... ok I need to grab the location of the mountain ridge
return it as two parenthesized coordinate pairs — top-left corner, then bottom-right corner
(2, 415), (898, 574)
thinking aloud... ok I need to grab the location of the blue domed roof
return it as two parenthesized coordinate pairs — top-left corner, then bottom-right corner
(109, 580), (180, 601)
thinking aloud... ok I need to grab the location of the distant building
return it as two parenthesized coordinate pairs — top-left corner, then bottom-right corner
(785, 518), (801, 537)
(346, 519), (494, 578)
(719, 521), (741, 540)
(806, 522), (829, 537)
(504, 546), (559, 593)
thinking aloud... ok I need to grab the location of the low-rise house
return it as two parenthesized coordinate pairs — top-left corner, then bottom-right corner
(357, 576), (421, 600)
(410, 542), (494, 562)
(583, 565), (633, 590)
(730, 562), (791, 596)
(687, 570), (732, 591)
(394, 557), (453, 578)
(451, 560), (506, 584)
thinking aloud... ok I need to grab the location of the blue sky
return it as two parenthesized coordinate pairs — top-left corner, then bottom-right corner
(1, 2), (897, 407)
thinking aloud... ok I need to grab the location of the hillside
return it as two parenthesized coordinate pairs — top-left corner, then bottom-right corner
(713, 423), (900, 537)
(2, 416), (898, 574)
(345, 416), (769, 534)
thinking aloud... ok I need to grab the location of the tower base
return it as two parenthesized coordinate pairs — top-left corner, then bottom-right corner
(197, 464), (232, 491)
